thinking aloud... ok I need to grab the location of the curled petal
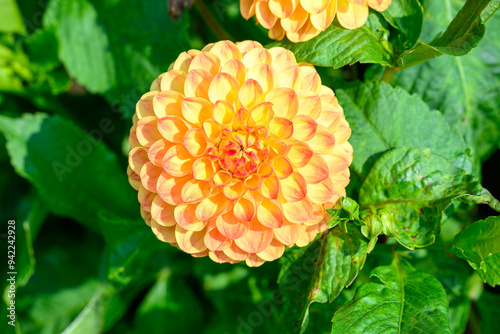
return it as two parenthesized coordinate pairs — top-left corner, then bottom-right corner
(246, 64), (280, 94)
(300, 64), (322, 94)
(268, 0), (296, 18)
(265, 87), (299, 119)
(310, 0), (337, 31)
(237, 79), (264, 109)
(223, 180), (247, 200)
(193, 157), (218, 180)
(281, 4), (308, 33)
(213, 170), (232, 187)
(151, 195), (176, 226)
(162, 145), (194, 177)
(307, 124), (336, 154)
(175, 225), (208, 254)
(160, 70), (186, 94)
(236, 40), (263, 56)
(209, 40), (242, 66)
(189, 52), (221, 76)
(302, 0), (331, 14)
(129, 147), (149, 174)
(138, 186), (155, 212)
(368, 0), (391, 12)
(157, 116), (190, 144)
(208, 72), (240, 104)
(260, 175), (280, 200)
(157, 172), (191, 205)
(257, 162), (274, 178)
(273, 219), (301, 246)
(136, 92), (156, 119)
(235, 220), (273, 253)
(140, 162), (163, 192)
(287, 142), (313, 168)
(217, 211), (250, 240)
(148, 139), (174, 166)
(172, 50), (200, 73)
(297, 153), (329, 183)
(184, 69), (213, 100)
(127, 166), (141, 190)
(273, 157), (293, 179)
(181, 97), (213, 126)
(249, 102), (274, 124)
(257, 239), (285, 261)
(151, 220), (176, 243)
(233, 194), (256, 222)
(174, 203), (207, 231)
(337, 0), (369, 29)
(202, 119), (221, 142)
(273, 61), (304, 90)
(246, 254), (266, 267)
(196, 192), (228, 222)
(244, 173), (262, 190)
(242, 48), (272, 68)
(153, 91), (184, 118)
(240, 0), (257, 20)
(269, 47), (296, 64)
(269, 117), (294, 139)
(286, 18), (322, 43)
(212, 100), (235, 126)
(205, 222), (232, 251)
(223, 243), (250, 261)
(292, 115), (318, 141)
(181, 179), (213, 204)
(307, 177), (335, 203)
(283, 198), (314, 223)
(257, 198), (284, 228)
(209, 250), (236, 263)
(296, 90), (322, 119)
(269, 21), (286, 40)
(221, 59), (247, 86)
(280, 172), (307, 202)
(136, 116), (162, 148)
(183, 128), (208, 156)
(255, 1), (278, 28)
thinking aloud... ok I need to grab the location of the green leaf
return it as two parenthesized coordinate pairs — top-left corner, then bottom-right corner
(476, 289), (500, 334)
(331, 257), (452, 334)
(269, 13), (392, 68)
(336, 81), (471, 179)
(393, 9), (500, 164)
(43, 0), (190, 116)
(0, 113), (140, 231)
(360, 146), (500, 248)
(382, 0), (424, 50)
(397, 0), (496, 67)
(132, 269), (205, 334)
(0, 0), (26, 34)
(451, 216), (500, 286)
(278, 225), (368, 334)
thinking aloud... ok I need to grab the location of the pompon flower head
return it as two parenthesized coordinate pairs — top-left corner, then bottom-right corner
(127, 40), (353, 267)
(240, 0), (391, 42)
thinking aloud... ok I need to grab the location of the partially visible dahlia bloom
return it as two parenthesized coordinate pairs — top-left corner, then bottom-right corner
(241, 0), (391, 42)
(128, 40), (352, 267)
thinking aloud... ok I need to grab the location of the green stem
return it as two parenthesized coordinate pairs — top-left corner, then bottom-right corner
(381, 66), (399, 84)
(194, 0), (235, 42)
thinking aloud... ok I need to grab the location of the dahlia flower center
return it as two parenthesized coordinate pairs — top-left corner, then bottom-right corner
(213, 130), (269, 179)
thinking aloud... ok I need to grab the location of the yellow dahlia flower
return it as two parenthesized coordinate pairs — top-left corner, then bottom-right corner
(127, 40), (352, 267)
(241, 0), (391, 42)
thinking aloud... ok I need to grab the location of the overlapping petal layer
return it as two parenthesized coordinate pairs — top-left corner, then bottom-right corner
(128, 41), (353, 266)
(240, 0), (391, 42)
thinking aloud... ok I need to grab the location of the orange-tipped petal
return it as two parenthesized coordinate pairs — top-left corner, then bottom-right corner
(269, 117), (294, 139)
(236, 40), (263, 56)
(172, 50), (200, 73)
(255, 1), (278, 28)
(153, 91), (184, 118)
(310, 0), (337, 30)
(205, 222), (232, 251)
(249, 102), (274, 124)
(221, 59), (247, 86)
(157, 116), (190, 144)
(209, 40), (242, 66)
(160, 70), (186, 94)
(257, 239), (285, 261)
(237, 79), (264, 109)
(269, 47), (296, 64)
(280, 172), (307, 202)
(235, 220), (273, 253)
(302, 0), (331, 14)
(181, 97), (213, 126)
(337, 0), (369, 29)
(183, 128), (208, 156)
(368, 0), (391, 12)
(162, 145), (194, 177)
(246, 64), (280, 94)
(281, 4), (308, 33)
(208, 72), (240, 104)
(307, 177), (335, 203)
(151, 220), (176, 243)
(246, 254), (266, 267)
(240, 0), (257, 20)
(157, 173), (191, 205)
(202, 119), (221, 142)
(273, 219), (301, 246)
(175, 225), (208, 254)
(148, 139), (173, 167)
(193, 157), (218, 181)
(223, 243), (250, 261)
(286, 18), (322, 43)
(287, 142), (313, 168)
(213, 100), (235, 125)
(265, 87), (299, 119)
(283, 198), (314, 223)
(151, 195), (176, 226)
(233, 194), (256, 222)
(184, 69), (213, 100)
(273, 157), (293, 179)
(136, 116), (163, 148)
(273, 61), (305, 90)
(196, 192), (228, 222)
(269, 21), (286, 40)
(189, 52), (221, 76)
(138, 186), (155, 212)
(136, 92), (156, 119)
(129, 147), (150, 174)
(257, 198), (284, 228)
(242, 48), (273, 68)
(174, 203), (207, 231)
(260, 175), (280, 200)
(217, 211), (250, 240)
(296, 90), (322, 119)
(223, 180), (247, 200)
(269, 0), (296, 18)
(213, 170), (232, 187)
(128, 166), (141, 190)
(297, 153), (329, 183)
(292, 115), (318, 141)
(181, 179), (213, 204)
(307, 124), (336, 154)
(300, 64), (322, 94)
(140, 162), (163, 192)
